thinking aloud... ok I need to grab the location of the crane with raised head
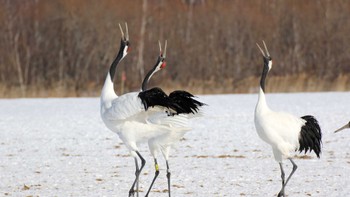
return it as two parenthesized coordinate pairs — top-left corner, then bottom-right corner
(100, 24), (168, 197)
(139, 41), (205, 197)
(101, 24), (203, 197)
(254, 41), (322, 197)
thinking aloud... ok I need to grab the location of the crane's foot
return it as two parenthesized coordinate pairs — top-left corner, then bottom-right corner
(277, 190), (285, 197)
(129, 188), (139, 197)
(128, 190), (134, 197)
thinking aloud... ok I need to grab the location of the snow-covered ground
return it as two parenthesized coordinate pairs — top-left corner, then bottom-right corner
(1, 92), (350, 196)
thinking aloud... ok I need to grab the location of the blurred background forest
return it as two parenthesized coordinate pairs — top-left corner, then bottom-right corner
(0, 0), (350, 98)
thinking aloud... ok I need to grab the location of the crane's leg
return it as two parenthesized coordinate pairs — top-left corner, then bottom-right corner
(166, 160), (171, 197)
(145, 159), (160, 197)
(277, 162), (285, 197)
(129, 157), (139, 197)
(129, 151), (146, 197)
(284, 159), (298, 187)
(277, 159), (298, 197)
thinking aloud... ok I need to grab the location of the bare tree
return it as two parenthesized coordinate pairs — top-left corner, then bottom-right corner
(1, 0), (350, 97)
(136, 0), (148, 82)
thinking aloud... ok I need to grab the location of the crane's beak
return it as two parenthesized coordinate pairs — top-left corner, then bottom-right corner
(334, 122), (350, 133)
(263, 40), (270, 57)
(119, 22), (129, 41)
(125, 22), (129, 41)
(158, 40), (167, 58)
(163, 40), (167, 58)
(256, 43), (265, 57)
(256, 40), (270, 58)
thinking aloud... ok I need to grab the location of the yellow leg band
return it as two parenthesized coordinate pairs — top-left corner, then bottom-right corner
(155, 163), (159, 171)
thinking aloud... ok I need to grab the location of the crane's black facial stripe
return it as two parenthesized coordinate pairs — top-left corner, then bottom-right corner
(263, 56), (272, 66)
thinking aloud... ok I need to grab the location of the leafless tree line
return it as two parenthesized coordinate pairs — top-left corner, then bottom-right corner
(0, 0), (349, 97)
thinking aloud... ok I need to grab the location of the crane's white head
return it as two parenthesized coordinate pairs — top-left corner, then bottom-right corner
(118, 23), (130, 59)
(256, 41), (272, 71)
(334, 121), (350, 133)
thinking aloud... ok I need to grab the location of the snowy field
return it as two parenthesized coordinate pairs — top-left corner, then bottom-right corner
(1, 92), (350, 196)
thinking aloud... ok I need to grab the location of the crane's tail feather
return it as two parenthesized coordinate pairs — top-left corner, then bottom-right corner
(138, 88), (206, 115)
(298, 115), (322, 158)
(168, 90), (206, 115)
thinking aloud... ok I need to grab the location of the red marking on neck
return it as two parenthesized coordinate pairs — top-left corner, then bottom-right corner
(161, 62), (166, 69)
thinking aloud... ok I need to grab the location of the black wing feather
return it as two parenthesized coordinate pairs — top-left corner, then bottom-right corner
(138, 87), (169, 110)
(138, 88), (206, 115)
(169, 90), (206, 114)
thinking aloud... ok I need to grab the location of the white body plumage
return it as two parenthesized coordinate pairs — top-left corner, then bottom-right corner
(100, 73), (189, 156)
(254, 88), (305, 162)
(254, 41), (322, 197)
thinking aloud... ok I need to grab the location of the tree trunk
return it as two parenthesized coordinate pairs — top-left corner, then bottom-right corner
(136, 0), (147, 82)
(14, 33), (26, 97)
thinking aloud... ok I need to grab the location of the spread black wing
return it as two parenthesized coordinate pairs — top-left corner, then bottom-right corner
(168, 90), (205, 114)
(138, 88), (206, 114)
(138, 87), (169, 110)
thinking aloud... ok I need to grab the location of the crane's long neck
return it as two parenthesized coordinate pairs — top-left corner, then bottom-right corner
(141, 66), (157, 91)
(101, 42), (126, 104)
(256, 60), (271, 113)
(109, 43), (125, 81)
(260, 61), (270, 92)
(256, 87), (268, 112)
(141, 58), (162, 91)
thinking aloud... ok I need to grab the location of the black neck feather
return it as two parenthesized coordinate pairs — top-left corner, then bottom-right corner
(109, 40), (125, 81)
(141, 64), (157, 91)
(260, 58), (269, 92)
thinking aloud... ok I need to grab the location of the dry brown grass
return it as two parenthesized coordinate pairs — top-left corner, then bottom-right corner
(1, 74), (349, 98)
(162, 74), (350, 95)
(266, 73), (350, 93)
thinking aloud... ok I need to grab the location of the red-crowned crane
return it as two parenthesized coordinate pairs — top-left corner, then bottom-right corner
(100, 24), (203, 197)
(100, 24), (166, 197)
(254, 41), (322, 197)
(139, 41), (205, 197)
(334, 121), (350, 133)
